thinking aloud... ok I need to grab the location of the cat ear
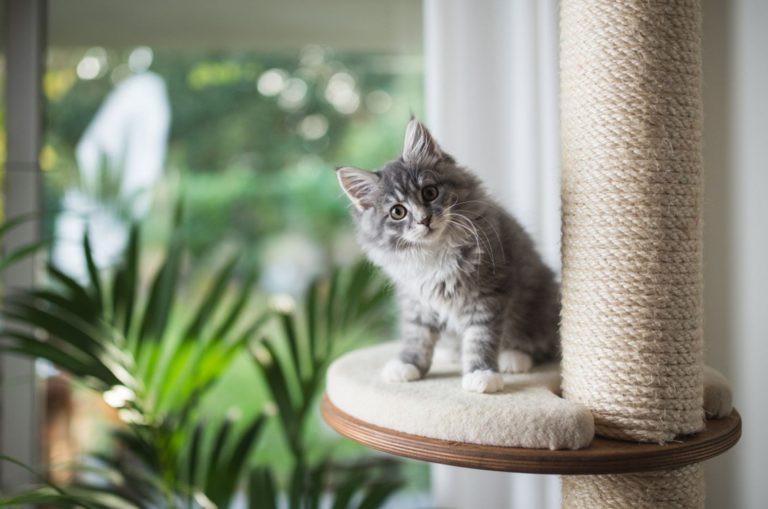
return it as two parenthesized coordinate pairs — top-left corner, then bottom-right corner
(402, 119), (444, 165)
(336, 167), (380, 211)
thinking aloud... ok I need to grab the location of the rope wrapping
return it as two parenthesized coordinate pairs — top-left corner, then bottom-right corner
(561, 464), (705, 509)
(560, 0), (705, 506)
(560, 0), (704, 443)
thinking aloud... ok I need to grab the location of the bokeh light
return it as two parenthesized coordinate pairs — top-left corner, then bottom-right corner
(299, 114), (329, 140)
(278, 77), (308, 110)
(76, 47), (108, 80)
(257, 68), (288, 96)
(128, 46), (154, 73)
(325, 71), (360, 114)
(366, 89), (393, 114)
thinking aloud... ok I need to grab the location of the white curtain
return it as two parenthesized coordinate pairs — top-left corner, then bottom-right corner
(423, 1), (561, 507)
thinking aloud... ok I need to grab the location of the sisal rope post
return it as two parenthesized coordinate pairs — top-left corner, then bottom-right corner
(561, 464), (705, 509)
(560, 0), (705, 506)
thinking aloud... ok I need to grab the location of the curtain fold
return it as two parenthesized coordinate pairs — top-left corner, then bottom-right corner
(424, 0), (561, 507)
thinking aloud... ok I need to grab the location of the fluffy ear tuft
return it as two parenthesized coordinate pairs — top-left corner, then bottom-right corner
(336, 167), (379, 211)
(403, 119), (444, 165)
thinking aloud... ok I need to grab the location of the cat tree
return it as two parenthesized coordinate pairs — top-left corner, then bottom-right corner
(323, 0), (740, 507)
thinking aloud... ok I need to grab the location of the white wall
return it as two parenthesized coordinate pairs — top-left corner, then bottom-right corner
(702, 1), (768, 508)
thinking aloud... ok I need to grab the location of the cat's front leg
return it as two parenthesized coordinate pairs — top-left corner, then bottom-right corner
(460, 309), (504, 393)
(382, 299), (438, 383)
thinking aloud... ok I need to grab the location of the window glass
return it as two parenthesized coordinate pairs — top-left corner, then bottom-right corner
(44, 1), (428, 503)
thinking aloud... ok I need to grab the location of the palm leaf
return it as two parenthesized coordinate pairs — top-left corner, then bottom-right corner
(288, 463), (306, 509)
(137, 232), (183, 345)
(184, 422), (204, 489)
(0, 332), (117, 386)
(204, 416), (266, 507)
(324, 269), (340, 355)
(47, 263), (99, 321)
(209, 269), (258, 341)
(180, 255), (239, 342)
(0, 454), (104, 509)
(279, 311), (305, 384)
(82, 232), (104, 315)
(306, 462), (327, 509)
(0, 241), (45, 274)
(0, 212), (37, 237)
(247, 468), (278, 509)
(255, 339), (300, 449)
(305, 278), (320, 368)
(340, 261), (373, 327)
(223, 416), (266, 483)
(3, 294), (106, 359)
(150, 340), (200, 413)
(355, 481), (402, 509)
(156, 311), (267, 414)
(330, 472), (367, 509)
(112, 223), (140, 338)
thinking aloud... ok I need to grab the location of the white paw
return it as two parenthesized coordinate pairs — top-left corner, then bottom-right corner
(381, 359), (422, 383)
(499, 350), (533, 374)
(462, 370), (504, 393)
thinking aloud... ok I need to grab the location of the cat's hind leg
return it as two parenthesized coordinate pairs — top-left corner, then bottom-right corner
(462, 369), (504, 393)
(381, 359), (422, 382)
(499, 349), (533, 374)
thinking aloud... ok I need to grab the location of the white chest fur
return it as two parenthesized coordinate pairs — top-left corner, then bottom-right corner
(371, 245), (477, 332)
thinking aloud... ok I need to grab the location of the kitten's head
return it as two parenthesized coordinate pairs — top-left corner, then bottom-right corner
(336, 119), (483, 257)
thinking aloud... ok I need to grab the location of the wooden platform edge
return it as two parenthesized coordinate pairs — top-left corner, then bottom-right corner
(321, 394), (741, 475)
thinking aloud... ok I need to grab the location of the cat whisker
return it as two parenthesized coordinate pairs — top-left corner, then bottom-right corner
(476, 215), (506, 264)
(450, 212), (497, 272)
(447, 202), (506, 268)
(445, 216), (491, 270)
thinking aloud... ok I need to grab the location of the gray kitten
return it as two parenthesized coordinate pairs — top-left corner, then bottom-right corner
(336, 120), (559, 393)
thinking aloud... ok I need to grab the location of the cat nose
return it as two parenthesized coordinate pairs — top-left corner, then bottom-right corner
(419, 214), (432, 227)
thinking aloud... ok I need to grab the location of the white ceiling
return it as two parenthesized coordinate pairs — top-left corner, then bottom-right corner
(45, 0), (423, 52)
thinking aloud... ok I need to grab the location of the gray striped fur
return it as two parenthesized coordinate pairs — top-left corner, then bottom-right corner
(337, 120), (560, 392)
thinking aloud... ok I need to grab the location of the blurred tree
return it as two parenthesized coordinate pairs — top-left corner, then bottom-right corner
(44, 47), (423, 278)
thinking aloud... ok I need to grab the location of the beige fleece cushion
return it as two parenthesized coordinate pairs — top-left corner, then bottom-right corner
(327, 342), (594, 450)
(326, 342), (734, 451)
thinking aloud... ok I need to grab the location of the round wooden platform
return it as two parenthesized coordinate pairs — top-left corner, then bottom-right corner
(322, 395), (741, 475)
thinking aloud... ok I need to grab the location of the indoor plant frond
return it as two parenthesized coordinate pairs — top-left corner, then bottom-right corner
(251, 260), (400, 509)
(0, 214), (46, 275)
(0, 220), (402, 508)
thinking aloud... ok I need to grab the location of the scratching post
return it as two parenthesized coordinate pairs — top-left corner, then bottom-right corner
(560, 0), (705, 506)
(561, 464), (705, 509)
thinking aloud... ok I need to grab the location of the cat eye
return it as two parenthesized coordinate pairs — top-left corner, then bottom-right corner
(422, 185), (439, 202)
(389, 204), (407, 220)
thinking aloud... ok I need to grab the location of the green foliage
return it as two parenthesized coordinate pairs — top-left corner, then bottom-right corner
(43, 48), (423, 275)
(0, 215), (400, 508)
(254, 262), (392, 460)
(251, 261), (398, 509)
(0, 214), (46, 275)
(24, 43), (422, 506)
(3, 213), (261, 421)
(179, 164), (351, 264)
(46, 50), (423, 178)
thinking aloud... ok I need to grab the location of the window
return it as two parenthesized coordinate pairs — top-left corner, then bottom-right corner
(36, 0), (429, 505)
